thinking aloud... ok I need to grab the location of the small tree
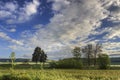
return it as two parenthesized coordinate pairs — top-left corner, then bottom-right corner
(10, 52), (16, 69)
(98, 53), (110, 69)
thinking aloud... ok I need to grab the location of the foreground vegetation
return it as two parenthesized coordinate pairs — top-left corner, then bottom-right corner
(0, 62), (119, 80)
(0, 69), (119, 80)
(0, 44), (118, 80)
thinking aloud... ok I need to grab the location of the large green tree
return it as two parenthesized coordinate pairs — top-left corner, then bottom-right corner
(98, 53), (110, 69)
(32, 47), (47, 64)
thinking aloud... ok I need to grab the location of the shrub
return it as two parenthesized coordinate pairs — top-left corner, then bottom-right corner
(49, 61), (58, 68)
(1, 74), (12, 80)
(98, 54), (110, 69)
(50, 58), (83, 69)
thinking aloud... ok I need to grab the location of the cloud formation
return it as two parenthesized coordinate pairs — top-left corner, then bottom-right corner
(0, 0), (120, 59)
(0, 0), (40, 24)
(0, 32), (23, 45)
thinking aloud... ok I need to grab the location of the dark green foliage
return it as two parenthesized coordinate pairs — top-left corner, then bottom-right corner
(98, 54), (110, 69)
(32, 47), (47, 64)
(49, 61), (58, 68)
(50, 58), (83, 69)
(1, 74), (11, 80)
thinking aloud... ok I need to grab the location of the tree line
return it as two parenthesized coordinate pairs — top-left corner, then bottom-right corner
(9, 43), (110, 69)
(72, 43), (110, 69)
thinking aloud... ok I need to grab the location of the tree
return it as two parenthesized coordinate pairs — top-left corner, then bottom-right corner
(71, 46), (83, 68)
(32, 47), (41, 64)
(40, 50), (47, 67)
(10, 52), (16, 69)
(82, 44), (93, 67)
(93, 43), (102, 66)
(98, 53), (110, 69)
(72, 47), (81, 60)
(32, 47), (47, 64)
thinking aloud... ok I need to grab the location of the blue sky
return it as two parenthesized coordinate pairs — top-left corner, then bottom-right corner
(0, 0), (120, 59)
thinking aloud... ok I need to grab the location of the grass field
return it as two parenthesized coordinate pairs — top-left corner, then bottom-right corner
(0, 63), (119, 80)
(0, 69), (120, 80)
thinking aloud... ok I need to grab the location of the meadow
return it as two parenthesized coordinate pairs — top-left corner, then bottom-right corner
(0, 69), (120, 80)
(0, 63), (119, 80)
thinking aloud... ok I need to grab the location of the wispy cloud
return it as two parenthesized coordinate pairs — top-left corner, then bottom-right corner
(0, 32), (23, 45)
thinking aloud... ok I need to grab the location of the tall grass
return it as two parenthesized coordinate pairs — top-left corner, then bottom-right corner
(0, 69), (119, 80)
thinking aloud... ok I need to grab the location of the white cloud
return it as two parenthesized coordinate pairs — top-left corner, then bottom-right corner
(0, 32), (23, 45)
(0, 25), (16, 32)
(0, 0), (40, 24)
(9, 28), (16, 32)
(4, 0), (120, 59)
(12, 0), (109, 59)
(103, 41), (120, 55)
(50, 0), (70, 11)
(104, 25), (120, 39)
(25, 0), (40, 16)
(0, 10), (12, 18)
(102, 0), (120, 22)
(5, 2), (18, 12)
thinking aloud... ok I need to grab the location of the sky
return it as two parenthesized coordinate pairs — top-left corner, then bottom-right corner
(0, 0), (120, 59)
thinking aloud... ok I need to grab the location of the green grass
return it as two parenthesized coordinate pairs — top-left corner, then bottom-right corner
(0, 63), (120, 80)
(0, 69), (119, 80)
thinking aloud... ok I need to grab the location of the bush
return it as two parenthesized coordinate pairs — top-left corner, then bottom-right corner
(49, 61), (58, 68)
(50, 58), (83, 69)
(1, 74), (12, 80)
(98, 54), (110, 69)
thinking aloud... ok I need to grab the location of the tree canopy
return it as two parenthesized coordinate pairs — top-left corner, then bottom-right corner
(32, 47), (47, 64)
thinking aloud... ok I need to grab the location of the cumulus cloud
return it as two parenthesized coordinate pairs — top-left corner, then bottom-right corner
(0, 0), (40, 24)
(5, 0), (120, 59)
(10, 0), (108, 59)
(5, 2), (18, 12)
(24, 0), (40, 16)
